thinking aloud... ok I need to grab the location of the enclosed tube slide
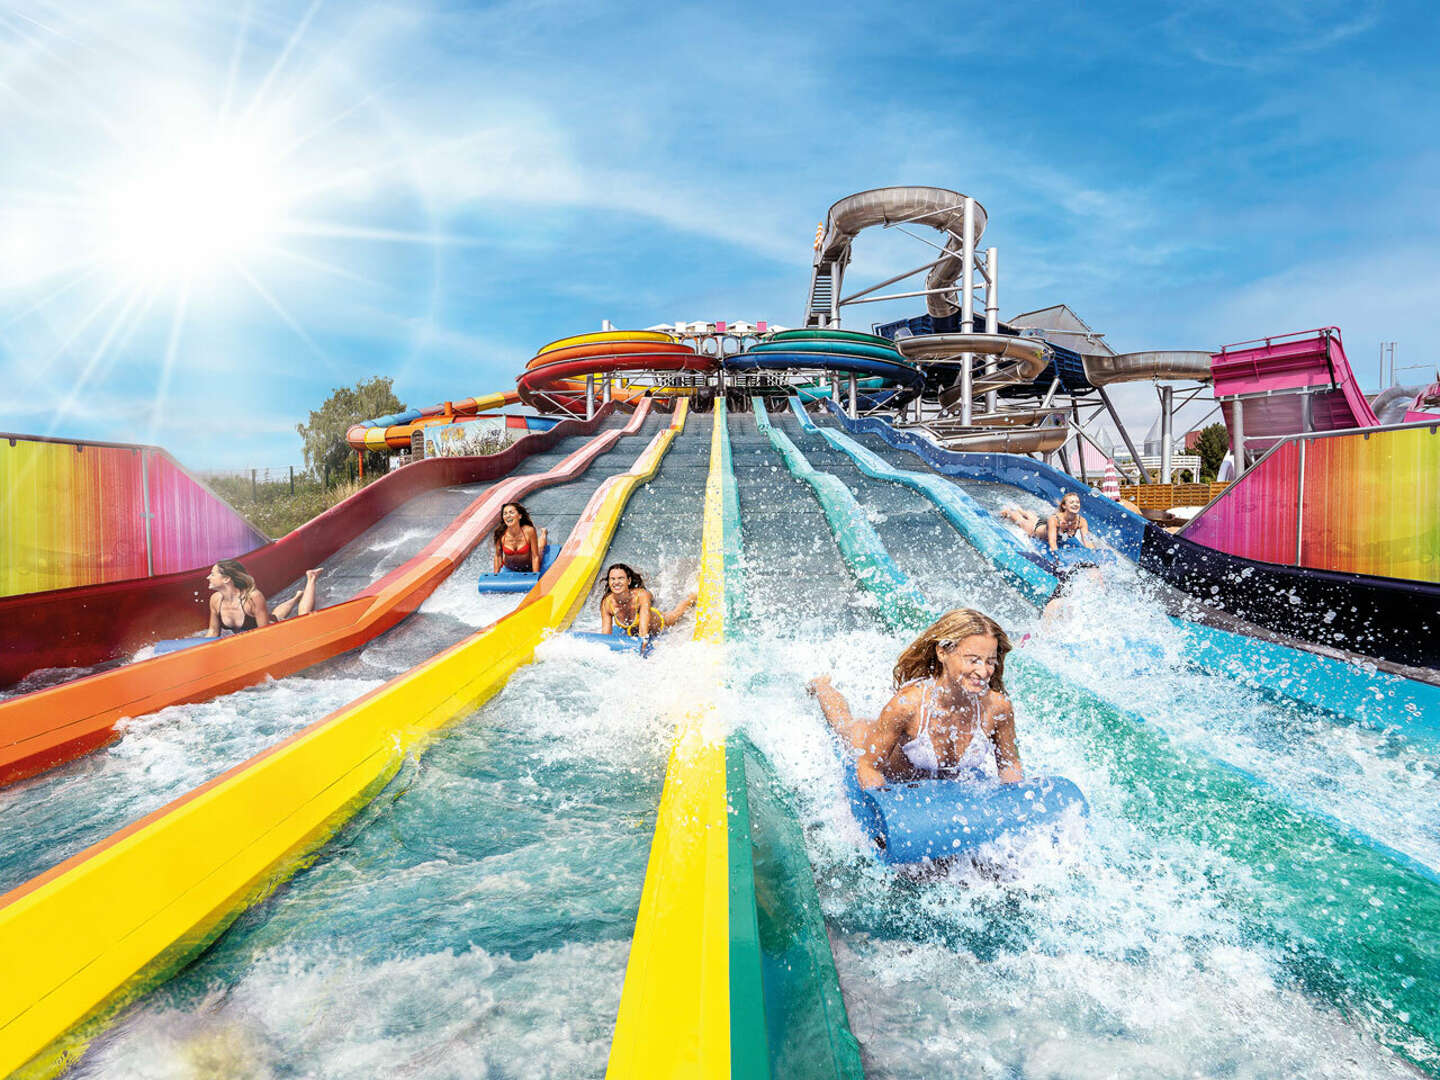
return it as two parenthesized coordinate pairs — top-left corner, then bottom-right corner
(519, 331), (712, 413)
(1082, 350), (1213, 386)
(0, 403), (620, 688)
(346, 391), (522, 452)
(813, 186), (987, 319)
(728, 329), (924, 406)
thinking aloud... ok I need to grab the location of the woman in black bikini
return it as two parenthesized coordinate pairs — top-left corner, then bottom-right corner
(493, 502), (548, 573)
(998, 492), (1095, 555)
(205, 560), (321, 636)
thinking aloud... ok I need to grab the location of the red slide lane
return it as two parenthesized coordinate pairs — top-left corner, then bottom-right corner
(0, 402), (653, 788)
(0, 404), (623, 688)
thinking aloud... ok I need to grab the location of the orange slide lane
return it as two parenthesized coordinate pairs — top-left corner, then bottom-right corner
(0, 401), (654, 790)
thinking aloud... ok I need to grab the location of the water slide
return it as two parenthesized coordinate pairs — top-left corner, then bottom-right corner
(345, 390), (525, 452)
(0, 404), (626, 689)
(1211, 327), (1380, 455)
(0, 402), (655, 787)
(5, 385), (1440, 1076)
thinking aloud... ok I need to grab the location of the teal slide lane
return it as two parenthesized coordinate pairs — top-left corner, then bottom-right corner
(793, 396), (1440, 882)
(760, 398), (1440, 1074)
(751, 398), (932, 628)
(716, 400), (864, 1080)
(814, 401), (1440, 742)
(789, 397), (1056, 606)
(819, 397), (1148, 557)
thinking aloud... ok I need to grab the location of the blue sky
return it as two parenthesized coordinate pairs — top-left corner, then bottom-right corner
(1, 0), (1436, 467)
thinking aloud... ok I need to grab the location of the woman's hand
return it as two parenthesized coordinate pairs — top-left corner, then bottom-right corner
(805, 674), (833, 697)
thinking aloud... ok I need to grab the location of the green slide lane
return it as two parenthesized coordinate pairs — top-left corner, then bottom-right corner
(759, 397), (1440, 1074)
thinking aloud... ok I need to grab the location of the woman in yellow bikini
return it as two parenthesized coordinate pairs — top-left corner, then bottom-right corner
(598, 563), (696, 641)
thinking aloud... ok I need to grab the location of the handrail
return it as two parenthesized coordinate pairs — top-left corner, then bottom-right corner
(1217, 326), (1341, 354)
(1180, 417), (1440, 534)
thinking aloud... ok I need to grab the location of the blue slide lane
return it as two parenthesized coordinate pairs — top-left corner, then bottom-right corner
(817, 400), (1440, 743)
(788, 398), (1440, 885)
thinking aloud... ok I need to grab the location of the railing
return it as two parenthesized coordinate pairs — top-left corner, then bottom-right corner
(1181, 418), (1440, 583)
(1119, 482), (1229, 511)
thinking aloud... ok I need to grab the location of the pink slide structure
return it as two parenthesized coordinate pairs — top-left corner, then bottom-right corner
(1210, 328), (1379, 456)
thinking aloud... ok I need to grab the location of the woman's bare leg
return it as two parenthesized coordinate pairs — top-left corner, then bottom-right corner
(663, 591), (698, 626)
(272, 568), (323, 620)
(297, 568), (323, 615)
(999, 506), (1041, 534)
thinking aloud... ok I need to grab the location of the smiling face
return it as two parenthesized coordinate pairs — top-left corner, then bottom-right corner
(937, 633), (998, 695)
(1059, 493), (1082, 515)
(501, 504), (520, 527)
(607, 567), (632, 597)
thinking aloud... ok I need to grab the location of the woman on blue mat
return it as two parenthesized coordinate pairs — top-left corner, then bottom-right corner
(808, 608), (1023, 790)
(599, 563), (696, 641)
(493, 502), (548, 573)
(998, 492), (1095, 555)
(205, 560), (321, 636)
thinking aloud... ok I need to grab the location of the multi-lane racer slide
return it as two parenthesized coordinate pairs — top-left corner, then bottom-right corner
(0, 401), (657, 787)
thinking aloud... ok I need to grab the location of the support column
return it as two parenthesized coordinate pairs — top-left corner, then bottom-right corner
(1071, 401), (1089, 485)
(847, 373), (858, 419)
(1230, 398), (1246, 476)
(1097, 385), (1151, 484)
(585, 373), (595, 420)
(959, 197), (976, 427)
(1160, 385), (1174, 484)
(983, 245), (999, 414)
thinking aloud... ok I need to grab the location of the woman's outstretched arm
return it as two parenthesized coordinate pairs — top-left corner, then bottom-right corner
(810, 676), (911, 789)
(990, 691), (1023, 783)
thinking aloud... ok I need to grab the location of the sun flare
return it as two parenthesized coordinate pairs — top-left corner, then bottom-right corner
(99, 133), (288, 282)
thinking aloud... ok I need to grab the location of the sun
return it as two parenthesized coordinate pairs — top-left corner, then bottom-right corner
(99, 130), (289, 283)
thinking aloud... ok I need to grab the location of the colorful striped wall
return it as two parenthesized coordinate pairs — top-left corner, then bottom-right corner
(0, 435), (266, 598)
(1183, 424), (1440, 583)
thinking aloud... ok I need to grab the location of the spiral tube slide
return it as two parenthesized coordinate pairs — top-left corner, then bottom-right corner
(346, 390), (522, 452)
(0, 405), (689, 1080)
(815, 187), (987, 320)
(519, 332), (714, 413)
(606, 401), (861, 1079)
(0, 402), (655, 790)
(726, 330), (924, 407)
(0, 403), (620, 689)
(759, 399), (1440, 1067)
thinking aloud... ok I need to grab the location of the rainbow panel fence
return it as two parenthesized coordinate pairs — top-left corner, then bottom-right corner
(0, 435), (265, 598)
(1183, 423), (1440, 583)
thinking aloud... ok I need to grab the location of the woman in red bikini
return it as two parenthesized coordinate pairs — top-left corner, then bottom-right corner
(492, 502), (548, 573)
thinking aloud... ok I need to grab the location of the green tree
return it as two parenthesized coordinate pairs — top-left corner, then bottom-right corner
(1194, 422), (1230, 482)
(296, 376), (405, 485)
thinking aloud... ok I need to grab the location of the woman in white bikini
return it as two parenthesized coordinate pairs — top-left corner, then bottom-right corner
(808, 608), (1022, 789)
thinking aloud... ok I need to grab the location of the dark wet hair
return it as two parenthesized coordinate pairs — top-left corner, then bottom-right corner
(214, 558), (256, 599)
(599, 562), (645, 611)
(492, 502), (536, 551)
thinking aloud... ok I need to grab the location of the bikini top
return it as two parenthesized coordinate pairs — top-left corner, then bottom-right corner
(899, 678), (992, 777)
(220, 595), (258, 634)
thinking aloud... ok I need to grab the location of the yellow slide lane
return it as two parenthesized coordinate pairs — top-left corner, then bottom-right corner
(606, 405), (731, 1079)
(0, 403), (689, 1080)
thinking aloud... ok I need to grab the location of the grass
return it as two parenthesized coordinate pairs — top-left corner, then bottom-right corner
(206, 473), (378, 539)
(205, 428), (518, 539)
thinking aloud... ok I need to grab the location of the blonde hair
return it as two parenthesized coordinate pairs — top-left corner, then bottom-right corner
(215, 559), (257, 600)
(892, 608), (1011, 692)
